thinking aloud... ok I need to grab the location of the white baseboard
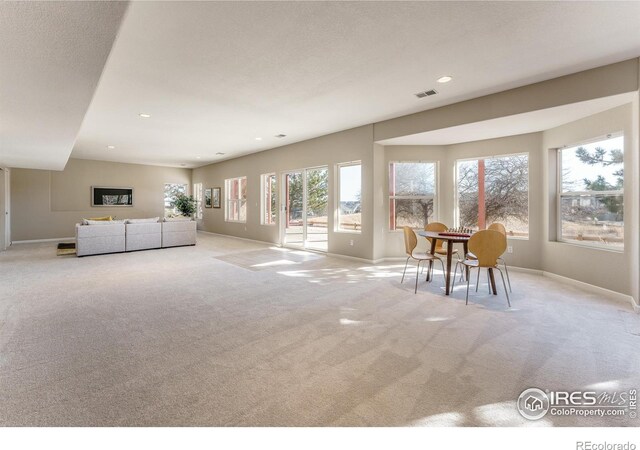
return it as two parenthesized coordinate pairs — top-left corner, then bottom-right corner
(542, 271), (638, 312)
(12, 237), (74, 244)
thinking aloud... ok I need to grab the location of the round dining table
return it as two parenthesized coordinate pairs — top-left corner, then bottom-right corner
(417, 230), (473, 295)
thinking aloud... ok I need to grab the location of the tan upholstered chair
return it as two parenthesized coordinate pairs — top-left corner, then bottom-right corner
(402, 227), (446, 294)
(452, 229), (510, 306)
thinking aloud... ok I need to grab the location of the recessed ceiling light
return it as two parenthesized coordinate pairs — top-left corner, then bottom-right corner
(107, 145), (115, 149)
(139, 113), (151, 118)
(180, 164), (187, 167)
(196, 156), (201, 159)
(255, 137), (262, 141)
(215, 152), (225, 156)
(437, 76), (453, 83)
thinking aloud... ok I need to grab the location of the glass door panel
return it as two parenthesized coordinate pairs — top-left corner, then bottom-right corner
(284, 171), (304, 247)
(305, 167), (328, 252)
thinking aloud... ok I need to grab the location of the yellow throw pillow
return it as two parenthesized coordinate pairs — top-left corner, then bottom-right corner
(87, 216), (113, 221)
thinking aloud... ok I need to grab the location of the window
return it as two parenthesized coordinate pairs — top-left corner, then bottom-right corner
(261, 173), (277, 225)
(225, 176), (247, 223)
(337, 162), (361, 232)
(456, 154), (529, 237)
(389, 162), (436, 230)
(193, 183), (203, 219)
(164, 183), (187, 217)
(558, 134), (624, 249)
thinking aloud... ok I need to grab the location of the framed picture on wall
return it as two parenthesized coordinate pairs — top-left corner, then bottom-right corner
(205, 188), (212, 208)
(212, 187), (221, 208)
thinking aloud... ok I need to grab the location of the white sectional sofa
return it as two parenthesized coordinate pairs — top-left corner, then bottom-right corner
(125, 221), (162, 252)
(75, 218), (196, 256)
(162, 220), (197, 248)
(75, 222), (126, 256)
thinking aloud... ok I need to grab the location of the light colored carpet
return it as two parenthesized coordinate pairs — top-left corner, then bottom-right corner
(0, 233), (638, 426)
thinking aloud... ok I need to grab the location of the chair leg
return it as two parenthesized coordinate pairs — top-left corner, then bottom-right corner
(475, 267), (480, 292)
(504, 261), (512, 293)
(452, 262), (458, 290)
(439, 259), (446, 288)
(487, 269), (492, 293)
(496, 267), (511, 307)
(465, 268), (472, 305)
(401, 257), (410, 283)
(414, 260), (421, 294)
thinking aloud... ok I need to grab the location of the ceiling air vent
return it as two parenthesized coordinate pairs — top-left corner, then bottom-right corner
(274, 134), (287, 138)
(415, 89), (438, 99)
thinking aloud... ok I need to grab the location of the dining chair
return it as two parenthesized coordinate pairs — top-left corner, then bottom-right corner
(487, 222), (512, 293)
(452, 229), (510, 306)
(423, 222), (459, 280)
(401, 227), (446, 294)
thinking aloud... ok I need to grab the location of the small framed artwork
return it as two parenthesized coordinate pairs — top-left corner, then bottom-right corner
(212, 187), (221, 208)
(205, 188), (212, 208)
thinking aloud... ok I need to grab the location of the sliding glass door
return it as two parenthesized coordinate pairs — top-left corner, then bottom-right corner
(282, 167), (328, 251)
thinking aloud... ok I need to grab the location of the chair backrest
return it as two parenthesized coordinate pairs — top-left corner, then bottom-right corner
(403, 227), (418, 256)
(488, 222), (507, 236)
(424, 222), (448, 249)
(468, 229), (506, 267)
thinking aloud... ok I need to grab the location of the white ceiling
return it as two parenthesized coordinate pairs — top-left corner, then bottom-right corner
(377, 93), (636, 146)
(0, 1), (128, 170)
(3, 2), (640, 170)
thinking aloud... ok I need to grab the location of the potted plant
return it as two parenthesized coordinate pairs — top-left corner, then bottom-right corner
(171, 192), (197, 219)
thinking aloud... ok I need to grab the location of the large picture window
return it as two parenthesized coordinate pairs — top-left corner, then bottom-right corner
(261, 173), (277, 225)
(337, 162), (361, 232)
(389, 162), (436, 230)
(456, 154), (529, 237)
(164, 183), (187, 217)
(225, 176), (247, 223)
(559, 134), (624, 249)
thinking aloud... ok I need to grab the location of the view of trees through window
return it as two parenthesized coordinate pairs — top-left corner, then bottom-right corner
(164, 183), (187, 217)
(560, 134), (624, 248)
(457, 154), (529, 237)
(389, 162), (436, 230)
(338, 164), (361, 231)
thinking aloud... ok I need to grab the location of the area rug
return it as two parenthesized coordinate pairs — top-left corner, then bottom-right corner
(56, 242), (76, 256)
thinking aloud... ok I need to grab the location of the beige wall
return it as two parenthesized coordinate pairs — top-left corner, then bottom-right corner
(193, 125), (375, 260)
(542, 104), (635, 296)
(11, 159), (191, 241)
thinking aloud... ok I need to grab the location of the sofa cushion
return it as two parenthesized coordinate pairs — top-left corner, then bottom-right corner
(126, 217), (159, 224)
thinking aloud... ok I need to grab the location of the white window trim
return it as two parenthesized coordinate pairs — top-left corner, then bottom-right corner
(556, 133), (624, 251)
(225, 176), (247, 223)
(388, 160), (439, 232)
(336, 161), (362, 234)
(193, 182), (203, 220)
(453, 152), (530, 240)
(260, 173), (277, 226)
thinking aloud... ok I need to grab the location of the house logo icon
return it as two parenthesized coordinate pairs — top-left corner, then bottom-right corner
(517, 388), (550, 420)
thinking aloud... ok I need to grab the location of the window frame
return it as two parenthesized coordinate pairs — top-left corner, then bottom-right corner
(260, 173), (277, 226)
(388, 160), (439, 232)
(193, 182), (203, 220)
(556, 132), (624, 251)
(224, 176), (247, 223)
(336, 161), (362, 234)
(454, 152), (529, 240)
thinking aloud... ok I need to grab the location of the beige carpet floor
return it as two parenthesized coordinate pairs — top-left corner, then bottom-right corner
(0, 233), (638, 426)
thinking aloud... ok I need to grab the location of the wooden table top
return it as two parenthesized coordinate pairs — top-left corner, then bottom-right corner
(417, 230), (472, 242)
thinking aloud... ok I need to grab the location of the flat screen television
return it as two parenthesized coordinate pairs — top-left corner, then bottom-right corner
(91, 187), (133, 207)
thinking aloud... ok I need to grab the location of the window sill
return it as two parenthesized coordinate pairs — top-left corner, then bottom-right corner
(225, 220), (246, 224)
(335, 229), (362, 234)
(554, 239), (624, 254)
